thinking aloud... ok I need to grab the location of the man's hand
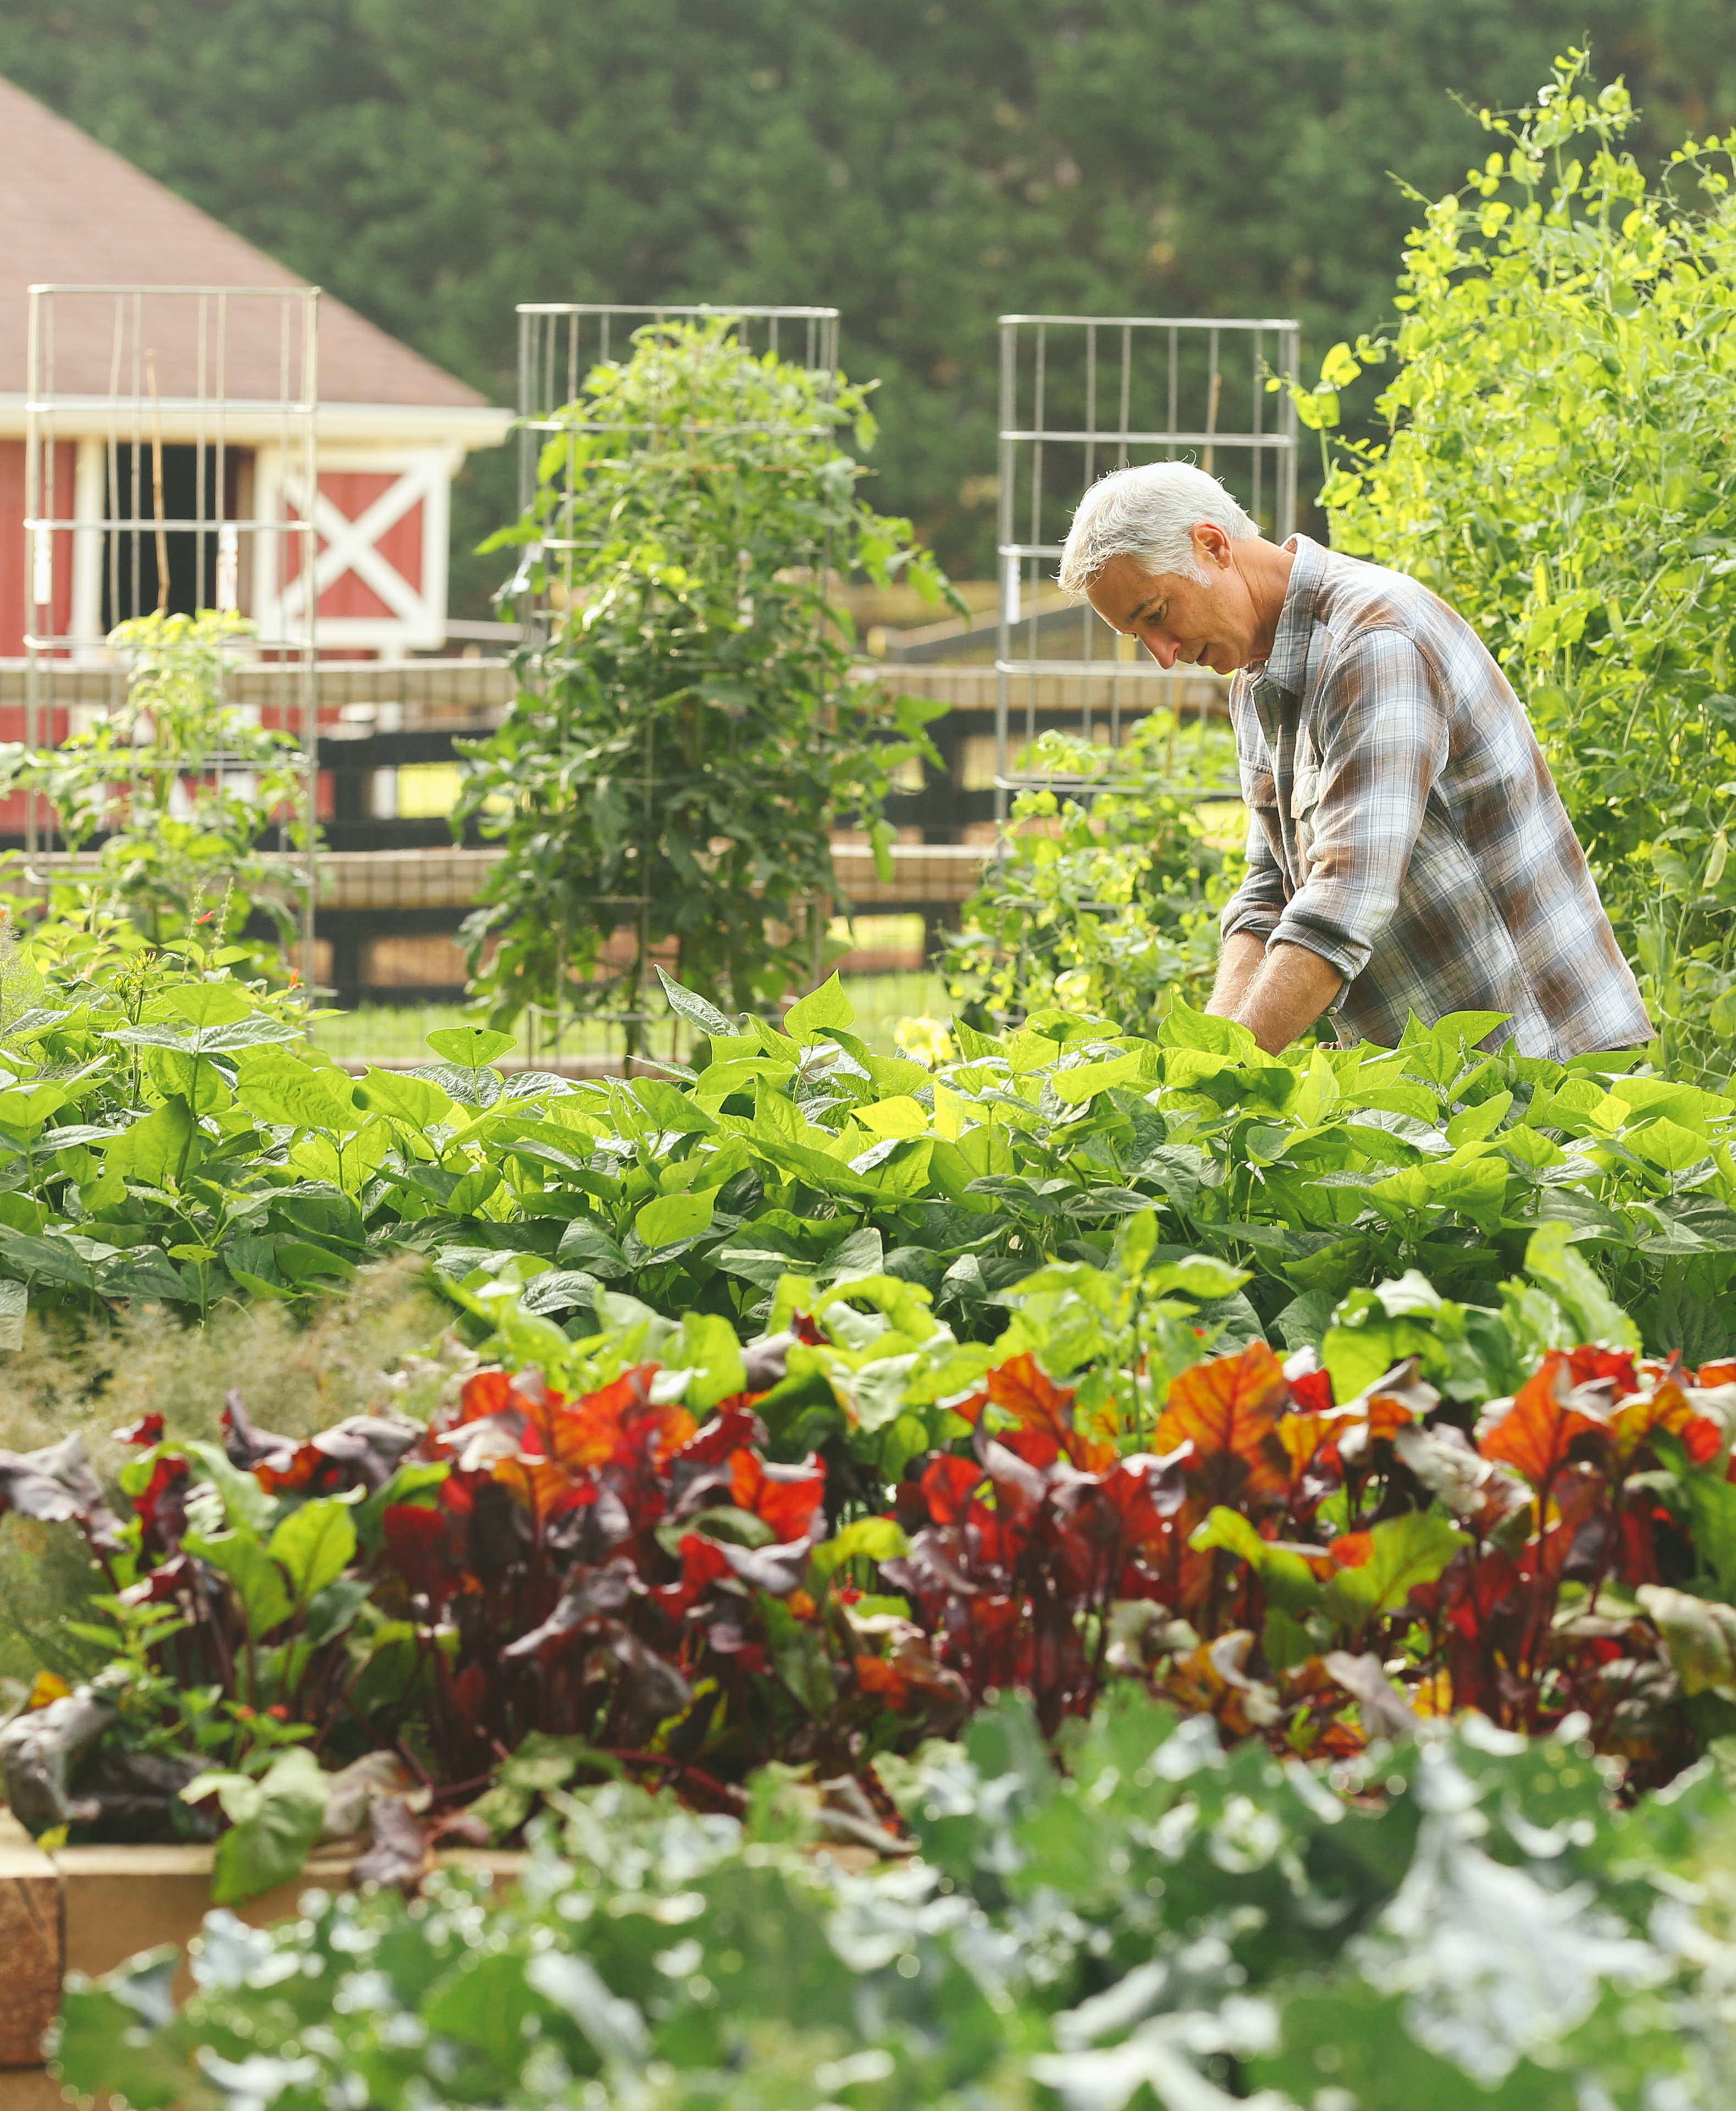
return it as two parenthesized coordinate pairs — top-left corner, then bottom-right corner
(1232, 941), (1343, 1055)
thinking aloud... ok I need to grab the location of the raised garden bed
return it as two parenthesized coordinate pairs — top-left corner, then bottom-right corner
(0, 1811), (524, 2106)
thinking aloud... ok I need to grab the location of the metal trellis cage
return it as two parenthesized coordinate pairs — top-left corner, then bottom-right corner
(511, 301), (843, 1073)
(994, 313), (1300, 823)
(23, 284), (321, 987)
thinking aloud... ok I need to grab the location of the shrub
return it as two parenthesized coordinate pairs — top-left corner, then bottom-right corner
(1303, 53), (1736, 1086)
(457, 319), (958, 1040)
(51, 1687), (1736, 2110)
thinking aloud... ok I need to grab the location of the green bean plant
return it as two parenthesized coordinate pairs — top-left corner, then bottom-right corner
(1296, 51), (1736, 1086)
(8, 921), (1736, 1367)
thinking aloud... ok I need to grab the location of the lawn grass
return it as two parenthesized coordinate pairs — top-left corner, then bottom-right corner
(313, 970), (953, 1066)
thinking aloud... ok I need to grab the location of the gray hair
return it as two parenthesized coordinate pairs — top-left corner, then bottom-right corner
(1056, 462), (1257, 595)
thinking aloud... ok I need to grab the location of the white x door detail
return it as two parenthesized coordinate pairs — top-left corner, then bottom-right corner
(253, 442), (461, 651)
(281, 457), (435, 626)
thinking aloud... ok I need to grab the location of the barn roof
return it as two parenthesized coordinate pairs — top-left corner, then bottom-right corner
(0, 75), (491, 413)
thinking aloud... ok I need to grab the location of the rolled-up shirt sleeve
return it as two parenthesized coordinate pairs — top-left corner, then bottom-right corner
(1220, 805), (1287, 944)
(1268, 629), (1449, 982)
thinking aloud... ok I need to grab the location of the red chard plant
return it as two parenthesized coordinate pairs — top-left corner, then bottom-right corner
(6, 1218), (1736, 1898)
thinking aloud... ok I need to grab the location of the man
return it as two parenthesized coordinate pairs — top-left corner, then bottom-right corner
(1055, 462), (1650, 1060)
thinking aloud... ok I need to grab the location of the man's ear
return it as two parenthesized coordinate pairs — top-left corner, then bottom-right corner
(1192, 522), (1233, 568)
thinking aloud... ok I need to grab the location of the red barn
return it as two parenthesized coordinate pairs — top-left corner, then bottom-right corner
(0, 75), (508, 659)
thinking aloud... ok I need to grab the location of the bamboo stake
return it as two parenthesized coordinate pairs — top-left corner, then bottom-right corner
(146, 349), (168, 613)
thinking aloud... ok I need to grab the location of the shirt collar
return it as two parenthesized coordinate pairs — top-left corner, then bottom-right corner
(1251, 533), (1324, 698)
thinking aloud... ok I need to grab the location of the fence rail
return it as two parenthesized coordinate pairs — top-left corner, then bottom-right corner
(2, 837), (997, 915)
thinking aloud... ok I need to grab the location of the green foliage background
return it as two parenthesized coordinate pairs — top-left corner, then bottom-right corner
(4, 1), (1735, 598)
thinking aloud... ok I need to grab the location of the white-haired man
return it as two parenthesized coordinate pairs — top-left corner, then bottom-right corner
(1056, 462), (1650, 1059)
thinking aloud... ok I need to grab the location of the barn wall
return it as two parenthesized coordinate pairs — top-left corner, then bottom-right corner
(0, 438), (76, 659)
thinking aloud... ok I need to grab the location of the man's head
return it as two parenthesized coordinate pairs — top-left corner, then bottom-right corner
(1057, 462), (1275, 676)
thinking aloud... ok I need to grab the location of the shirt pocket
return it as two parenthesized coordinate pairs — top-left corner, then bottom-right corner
(1240, 760), (1278, 813)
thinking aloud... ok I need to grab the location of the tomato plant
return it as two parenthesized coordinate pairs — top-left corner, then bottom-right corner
(457, 320), (959, 1045)
(944, 709), (1242, 1036)
(0, 611), (310, 964)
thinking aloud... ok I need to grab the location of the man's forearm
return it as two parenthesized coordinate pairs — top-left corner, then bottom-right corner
(1206, 931), (1268, 1018)
(1234, 941), (1344, 1055)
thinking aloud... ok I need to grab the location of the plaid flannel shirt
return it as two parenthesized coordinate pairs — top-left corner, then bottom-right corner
(1219, 535), (1650, 1058)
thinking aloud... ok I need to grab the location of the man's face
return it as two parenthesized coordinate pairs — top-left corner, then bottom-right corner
(1085, 527), (1261, 676)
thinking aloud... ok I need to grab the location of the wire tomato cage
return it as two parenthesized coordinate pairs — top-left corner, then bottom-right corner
(508, 302), (844, 1073)
(994, 312), (1300, 824)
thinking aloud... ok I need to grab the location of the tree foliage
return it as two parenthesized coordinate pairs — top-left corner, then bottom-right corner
(4, 3), (1735, 587)
(454, 321), (953, 1030)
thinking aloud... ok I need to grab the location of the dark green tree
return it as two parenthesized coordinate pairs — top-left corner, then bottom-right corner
(4, 1), (1734, 588)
